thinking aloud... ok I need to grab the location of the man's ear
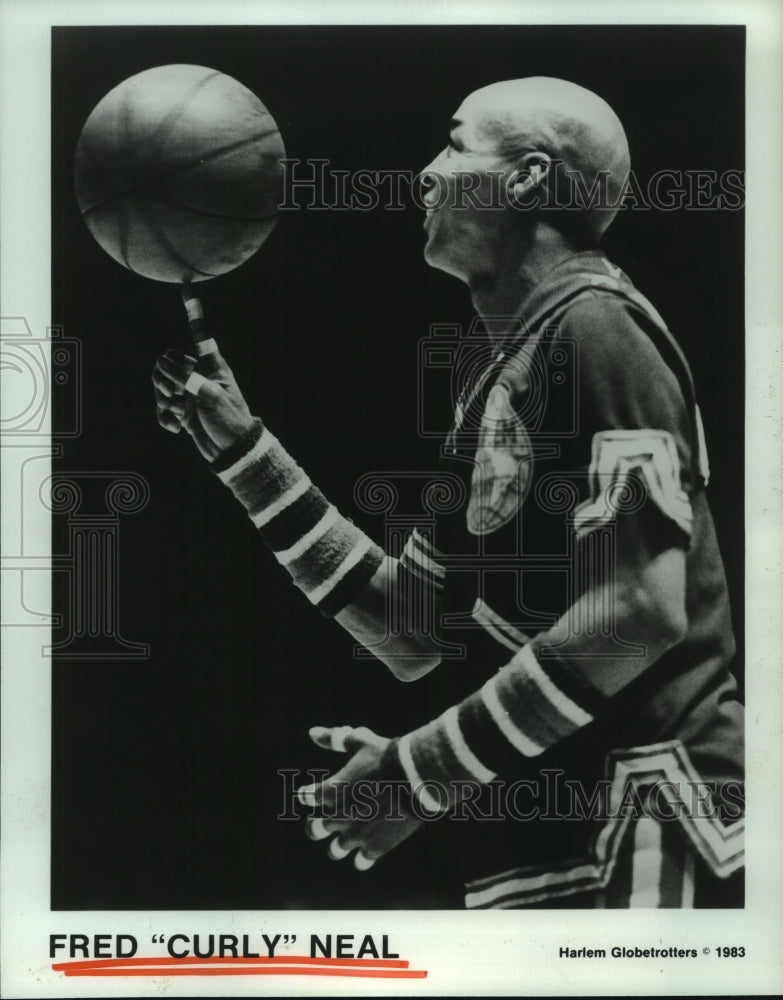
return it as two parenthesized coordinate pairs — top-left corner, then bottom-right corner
(510, 151), (552, 204)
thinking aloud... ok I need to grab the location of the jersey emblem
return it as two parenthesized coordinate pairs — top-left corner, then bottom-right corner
(467, 383), (533, 535)
(572, 429), (693, 538)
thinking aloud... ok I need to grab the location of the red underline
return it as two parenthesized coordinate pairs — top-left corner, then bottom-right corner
(54, 955), (409, 969)
(52, 955), (427, 979)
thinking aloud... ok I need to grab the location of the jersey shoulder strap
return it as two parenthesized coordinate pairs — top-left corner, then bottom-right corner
(510, 260), (710, 487)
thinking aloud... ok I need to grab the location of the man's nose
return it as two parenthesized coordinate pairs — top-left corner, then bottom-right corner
(417, 157), (446, 208)
(419, 149), (445, 179)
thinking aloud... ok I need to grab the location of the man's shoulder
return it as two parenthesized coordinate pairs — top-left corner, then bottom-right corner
(556, 286), (655, 347)
(510, 281), (666, 378)
(517, 251), (657, 344)
(500, 257), (694, 433)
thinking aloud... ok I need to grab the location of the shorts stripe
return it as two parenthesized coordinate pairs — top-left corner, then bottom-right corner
(629, 816), (663, 907)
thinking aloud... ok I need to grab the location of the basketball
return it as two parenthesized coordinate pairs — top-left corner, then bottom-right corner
(74, 64), (286, 283)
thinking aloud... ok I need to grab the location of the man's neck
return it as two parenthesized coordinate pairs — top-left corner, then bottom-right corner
(468, 226), (582, 341)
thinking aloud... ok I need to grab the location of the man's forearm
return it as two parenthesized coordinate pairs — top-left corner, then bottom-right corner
(214, 418), (443, 675)
(335, 555), (442, 680)
(397, 546), (688, 805)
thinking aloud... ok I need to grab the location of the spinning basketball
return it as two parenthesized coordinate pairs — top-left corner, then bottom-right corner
(74, 64), (285, 283)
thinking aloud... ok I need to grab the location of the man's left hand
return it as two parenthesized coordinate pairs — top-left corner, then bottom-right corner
(298, 725), (423, 871)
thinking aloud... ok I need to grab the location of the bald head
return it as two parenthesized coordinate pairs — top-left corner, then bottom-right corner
(456, 77), (631, 240)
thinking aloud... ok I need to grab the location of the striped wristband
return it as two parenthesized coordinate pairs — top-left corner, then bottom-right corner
(212, 420), (384, 617)
(405, 641), (604, 792)
(404, 705), (497, 804)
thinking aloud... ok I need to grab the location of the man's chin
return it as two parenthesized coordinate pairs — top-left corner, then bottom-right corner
(423, 241), (466, 282)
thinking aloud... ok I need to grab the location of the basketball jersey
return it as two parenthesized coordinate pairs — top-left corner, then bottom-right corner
(415, 251), (744, 906)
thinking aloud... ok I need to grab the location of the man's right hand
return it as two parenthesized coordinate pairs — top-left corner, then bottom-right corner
(151, 346), (256, 462)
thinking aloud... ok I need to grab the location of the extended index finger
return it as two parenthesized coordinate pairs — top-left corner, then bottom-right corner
(181, 282), (209, 346)
(182, 282), (225, 376)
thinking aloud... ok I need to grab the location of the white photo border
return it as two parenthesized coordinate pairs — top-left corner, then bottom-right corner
(1, 1), (781, 996)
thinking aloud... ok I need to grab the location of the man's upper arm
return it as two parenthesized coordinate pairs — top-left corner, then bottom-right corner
(552, 293), (697, 553)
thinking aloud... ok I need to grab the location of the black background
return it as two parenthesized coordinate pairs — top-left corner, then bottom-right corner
(51, 25), (745, 909)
